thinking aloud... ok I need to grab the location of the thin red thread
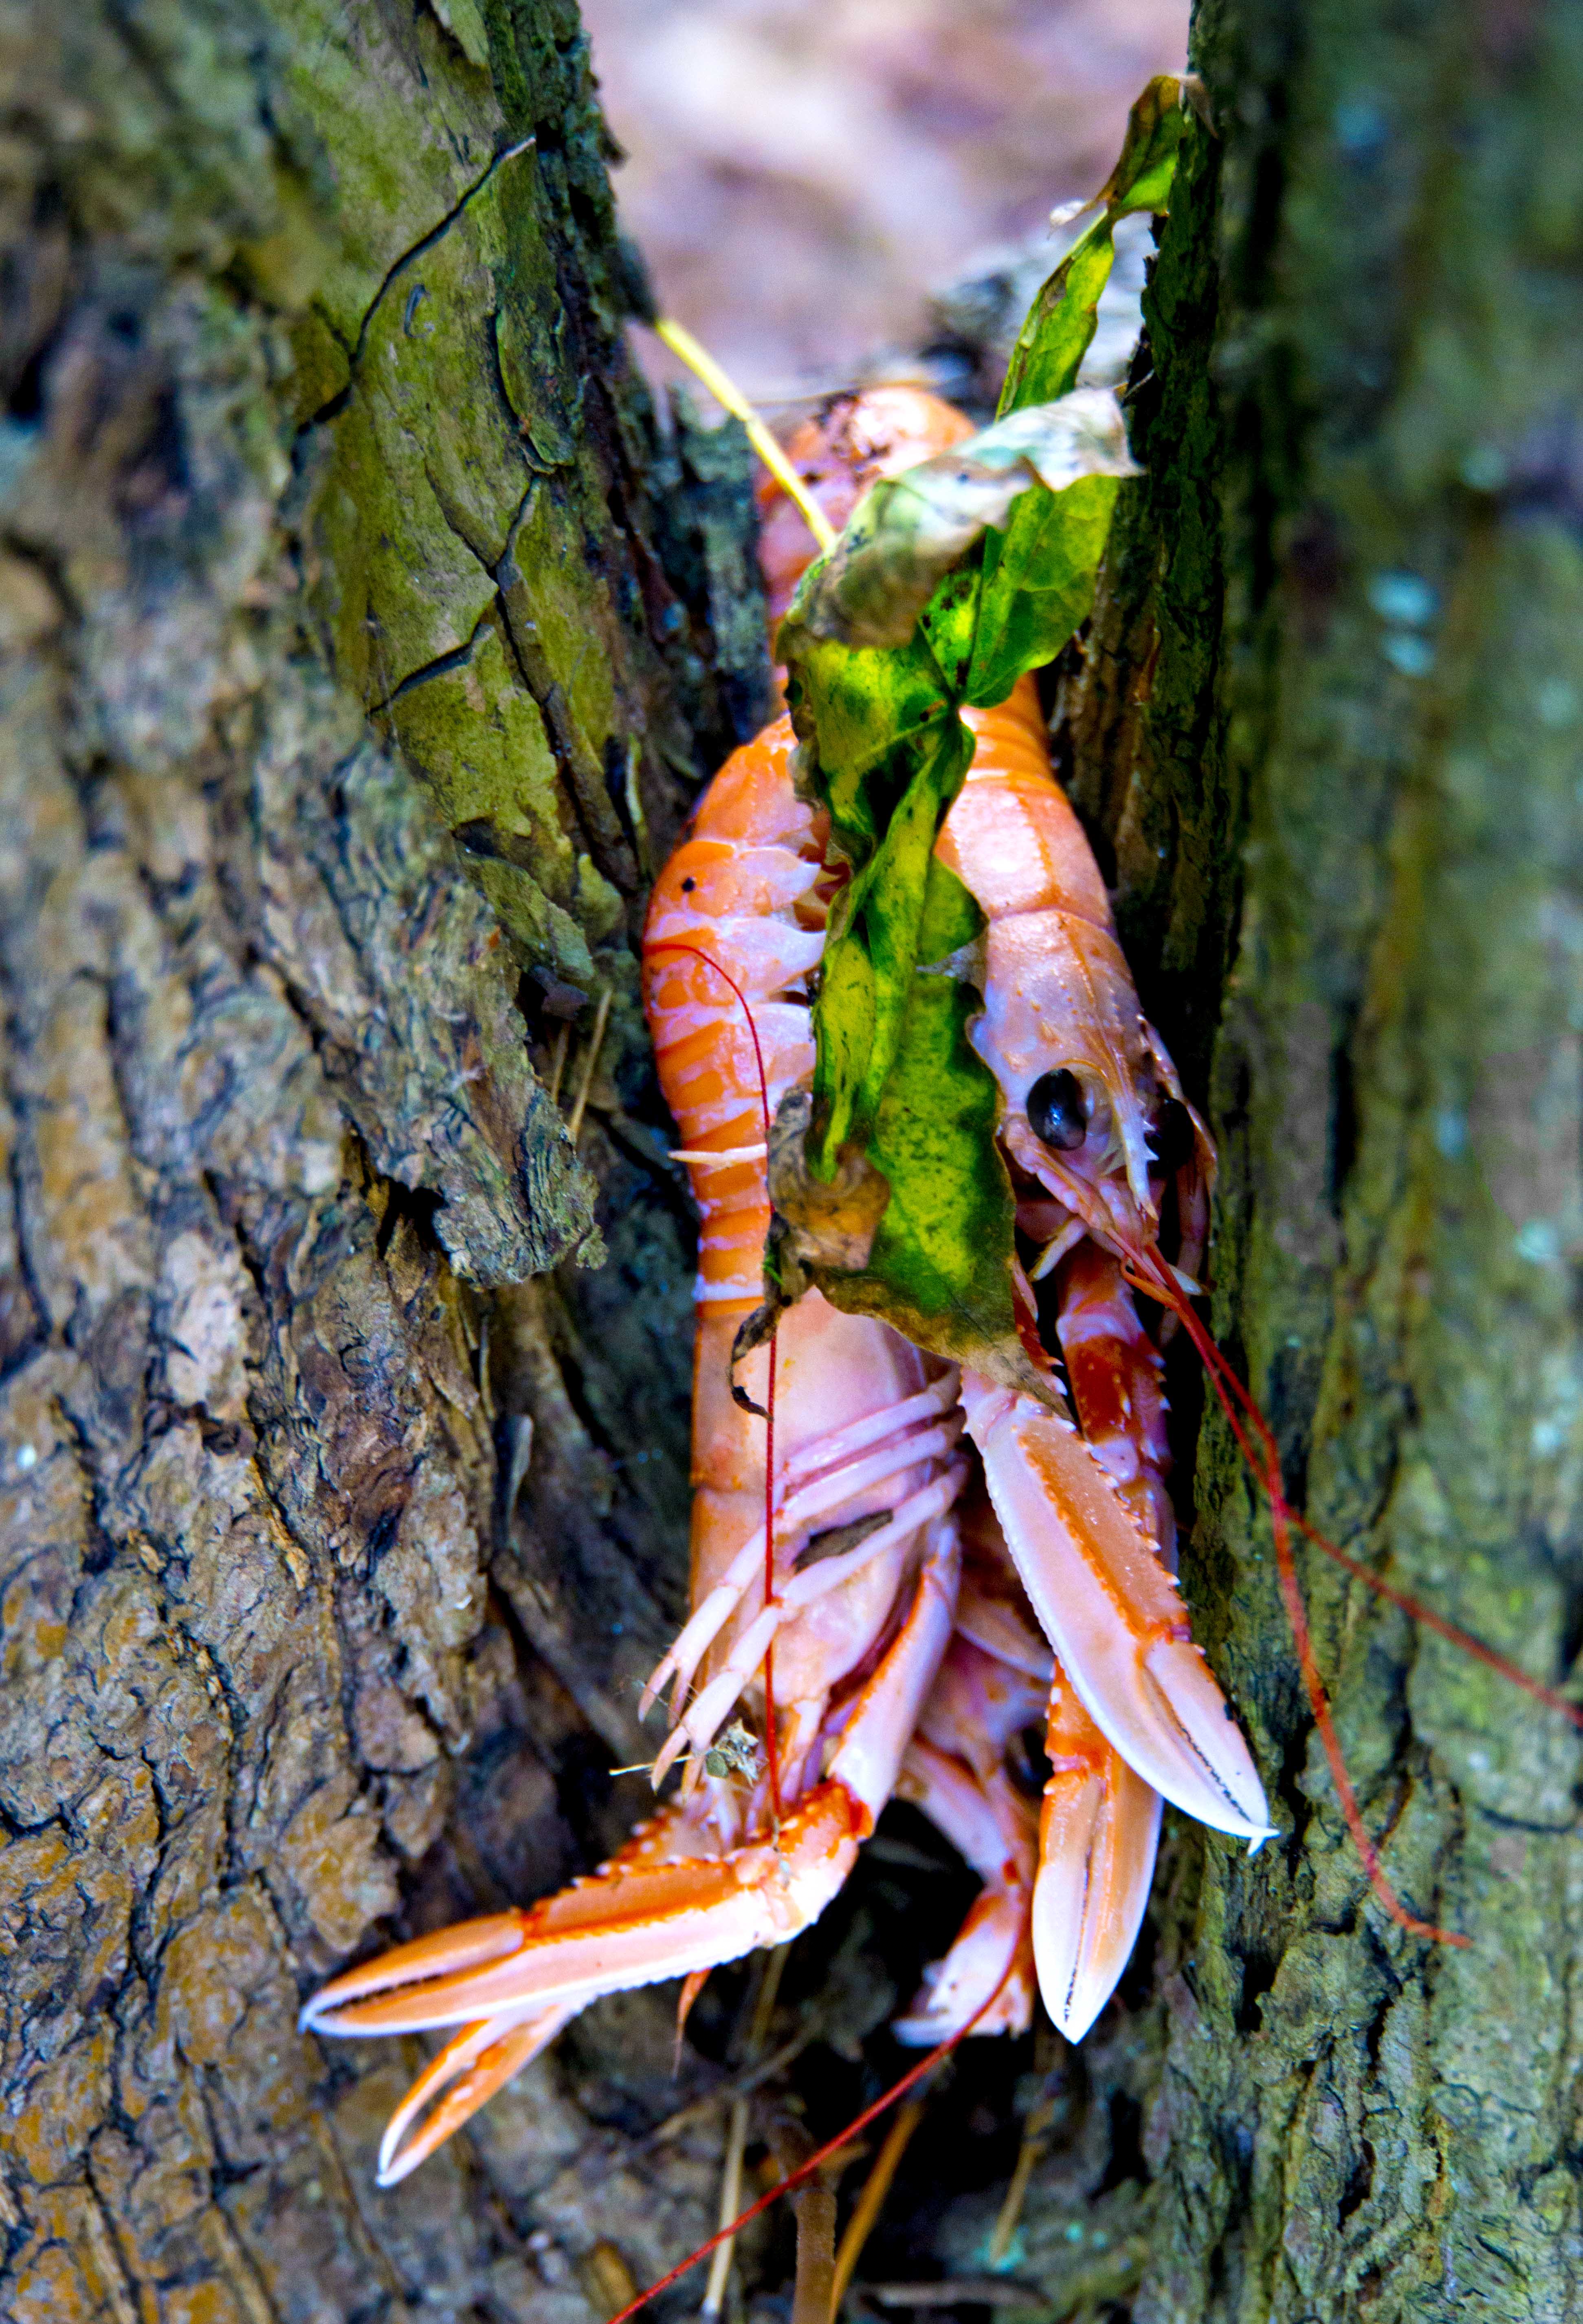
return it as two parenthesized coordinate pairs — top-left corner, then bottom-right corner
(1126, 1244), (1469, 1947)
(1164, 1266), (1551, 1702)
(647, 938), (783, 1823)
(1285, 1509), (1583, 1732)
(602, 1952), (1020, 2324)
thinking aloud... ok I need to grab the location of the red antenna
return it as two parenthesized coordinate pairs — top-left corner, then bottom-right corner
(1123, 1237), (1583, 1945)
(647, 939), (784, 1821)
(1132, 1240), (1583, 1730)
(603, 1955), (1019, 2324)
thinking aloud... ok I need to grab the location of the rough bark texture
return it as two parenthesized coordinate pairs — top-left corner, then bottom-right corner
(0, 3), (770, 2315)
(0, 3), (1124, 2317)
(8, 2), (1583, 2320)
(1065, 5), (1583, 2319)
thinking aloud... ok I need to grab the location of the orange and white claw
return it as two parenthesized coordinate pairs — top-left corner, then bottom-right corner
(960, 1373), (1273, 1847)
(891, 1737), (1036, 2045)
(301, 1785), (871, 2043)
(303, 1518), (960, 2103)
(1033, 1678), (1162, 2044)
(374, 2004), (580, 2187)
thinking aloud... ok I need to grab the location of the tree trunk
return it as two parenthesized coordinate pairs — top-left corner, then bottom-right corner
(0, 3), (767, 2314)
(1066, 6), (1583, 2318)
(7, 3), (1581, 2321)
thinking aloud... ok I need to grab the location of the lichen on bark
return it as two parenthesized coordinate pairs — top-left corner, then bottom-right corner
(1067, 7), (1583, 2320)
(0, 1), (764, 2314)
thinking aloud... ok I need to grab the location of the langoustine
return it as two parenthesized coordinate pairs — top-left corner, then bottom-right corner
(302, 387), (1270, 2183)
(305, 710), (978, 2183)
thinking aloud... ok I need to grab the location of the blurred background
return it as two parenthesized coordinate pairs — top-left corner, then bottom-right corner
(584, 0), (1191, 405)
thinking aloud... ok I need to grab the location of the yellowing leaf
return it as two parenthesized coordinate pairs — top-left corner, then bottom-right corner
(788, 393), (1137, 655)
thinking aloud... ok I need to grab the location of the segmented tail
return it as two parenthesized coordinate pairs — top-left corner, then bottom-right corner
(648, 936), (785, 1823)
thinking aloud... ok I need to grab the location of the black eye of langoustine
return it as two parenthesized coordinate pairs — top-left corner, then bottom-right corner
(1027, 1069), (1087, 1151)
(1152, 1097), (1195, 1175)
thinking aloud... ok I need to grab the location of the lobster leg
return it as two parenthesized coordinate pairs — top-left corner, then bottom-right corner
(961, 1372), (1272, 1843)
(653, 1459), (968, 1788)
(642, 1387), (965, 1727)
(302, 1516), (960, 2047)
(1052, 1242), (1175, 1558)
(891, 1735), (1036, 2044)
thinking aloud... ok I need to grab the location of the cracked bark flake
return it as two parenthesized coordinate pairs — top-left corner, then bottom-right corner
(250, 675), (599, 1284)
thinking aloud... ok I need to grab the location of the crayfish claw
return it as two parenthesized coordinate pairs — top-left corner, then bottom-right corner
(300, 1913), (528, 2034)
(1033, 1688), (1162, 2044)
(962, 1376), (1274, 1844)
(376, 2006), (577, 2186)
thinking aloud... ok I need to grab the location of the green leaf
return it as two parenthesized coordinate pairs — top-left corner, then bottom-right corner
(966, 469), (1121, 707)
(860, 857), (1020, 1358)
(786, 398), (1137, 655)
(1090, 72), (1191, 220)
(781, 627), (952, 863)
(771, 857), (1036, 1390)
(807, 926), (875, 1166)
(809, 715), (974, 1167)
(998, 73), (1189, 419)
(770, 75), (1197, 1377)
(997, 229), (1118, 420)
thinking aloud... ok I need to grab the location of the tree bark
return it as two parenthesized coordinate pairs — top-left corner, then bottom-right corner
(0, 3), (767, 2315)
(7, 3), (1581, 2321)
(1064, 6), (1583, 2318)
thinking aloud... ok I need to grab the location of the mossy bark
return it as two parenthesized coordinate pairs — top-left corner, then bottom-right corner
(1068, 6), (1583, 2319)
(0, 3), (767, 2315)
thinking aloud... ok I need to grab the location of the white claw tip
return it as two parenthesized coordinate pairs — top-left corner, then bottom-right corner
(1242, 1826), (1279, 1858)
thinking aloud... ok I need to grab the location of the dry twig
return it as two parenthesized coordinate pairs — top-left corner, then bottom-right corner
(828, 2096), (927, 2319)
